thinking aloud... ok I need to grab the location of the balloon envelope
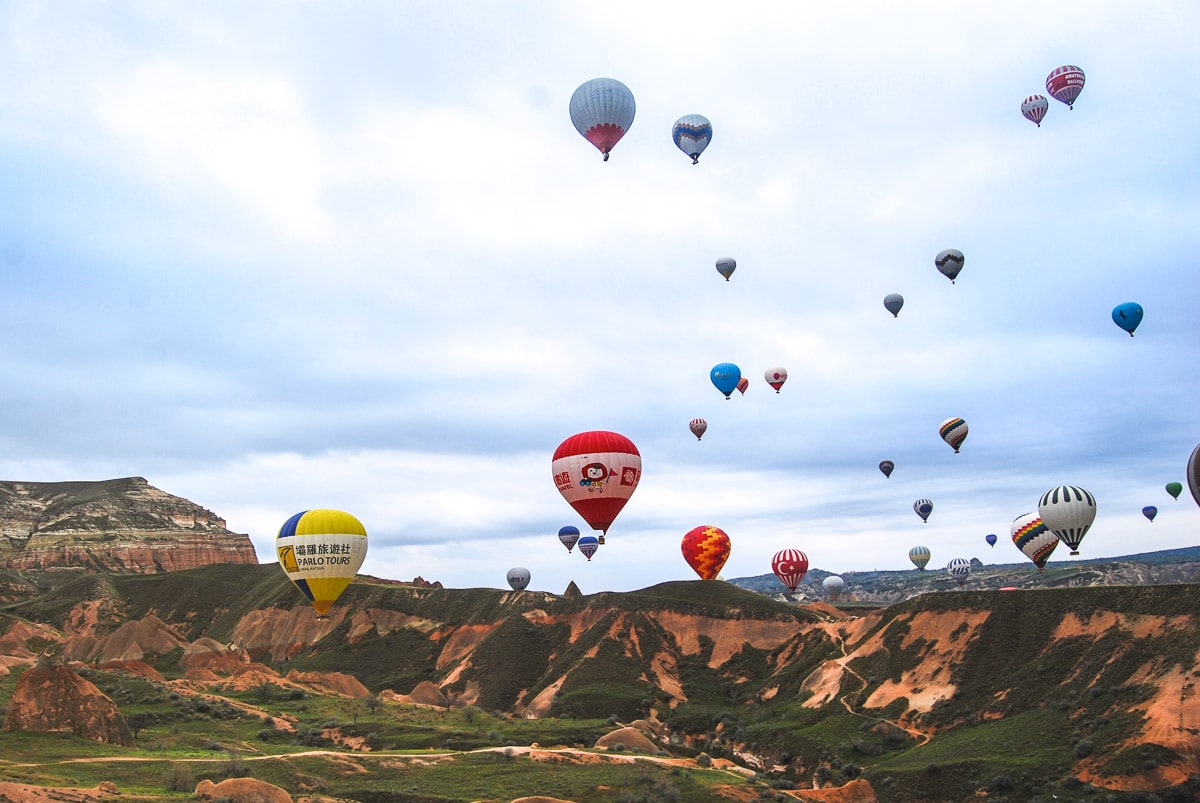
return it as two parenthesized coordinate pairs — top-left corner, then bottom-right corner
(1142, 506), (1157, 522)
(1112, 302), (1143, 336)
(672, 114), (712, 164)
(883, 293), (904, 317)
(822, 575), (844, 601)
(276, 509), (368, 616)
(689, 418), (707, 441)
(1011, 512), (1058, 571)
(1021, 94), (1049, 127)
(558, 525), (580, 552)
(771, 549), (809, 592)
(716, 257), (736, 281)
(935, 249), (964, 283)
(710, 363), (742, 399)
(552, 431), (641, 541)
(1189, 444), (1200, 508)
(1038, 485), (1097, 555)
(577, 535), (599, 561)
(681, 525), (731, 580)
(914, 499), (933, 522)
(985, 533), (998, 547)
(1046, 65), (1085, 109)
(939, 417), (968, 453)
(908, 545), (931, 570)
(946, 558), (971, 587)
(764, 366), (788, 393)
(569, 78), (635, 161)
(879, 460), (895, 478)
(1166, 481), (1183, 500)
(506, 567), (530, 591)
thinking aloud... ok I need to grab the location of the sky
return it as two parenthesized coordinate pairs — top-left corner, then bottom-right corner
(1, 2), (1197, 596)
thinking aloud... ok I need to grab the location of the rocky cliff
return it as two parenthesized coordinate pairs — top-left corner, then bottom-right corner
(0, 477), (257, 572)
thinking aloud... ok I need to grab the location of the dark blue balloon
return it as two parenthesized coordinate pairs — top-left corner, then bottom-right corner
(1112, 302), (1143, 336)
(710, 362), (742, 399)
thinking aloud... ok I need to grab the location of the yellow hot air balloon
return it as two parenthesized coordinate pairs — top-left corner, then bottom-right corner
(276, 509), (368, 616)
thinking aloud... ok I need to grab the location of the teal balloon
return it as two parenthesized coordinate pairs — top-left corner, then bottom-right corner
(710, 363), (742, 399)
(1112, 302), (1143, 336)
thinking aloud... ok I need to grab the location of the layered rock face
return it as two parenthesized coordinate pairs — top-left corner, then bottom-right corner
(3, 662), (134, 745)
(0, 477), (257, 572)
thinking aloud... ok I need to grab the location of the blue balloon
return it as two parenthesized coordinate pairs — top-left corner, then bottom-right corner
(577, 535), (600, 561)
(710, 362), (742, 399)
(1112, 302), (1143, 336)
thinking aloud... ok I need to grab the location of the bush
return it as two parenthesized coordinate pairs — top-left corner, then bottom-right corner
(162, 764), (194, 792)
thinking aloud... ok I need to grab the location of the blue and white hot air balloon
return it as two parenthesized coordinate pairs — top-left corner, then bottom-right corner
(672, 114), (712, 164)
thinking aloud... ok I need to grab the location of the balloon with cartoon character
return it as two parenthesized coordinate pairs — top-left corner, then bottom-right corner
(552, 431), (641, 545)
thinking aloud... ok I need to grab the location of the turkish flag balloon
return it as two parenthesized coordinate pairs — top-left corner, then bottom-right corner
(551, 431), (641, 539)
(681, 525), (731, 580)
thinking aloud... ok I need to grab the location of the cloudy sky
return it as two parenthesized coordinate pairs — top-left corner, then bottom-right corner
(1, 2), (1197, 595)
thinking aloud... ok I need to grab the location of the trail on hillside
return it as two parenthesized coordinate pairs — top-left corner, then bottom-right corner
(828, 627), (932, 748)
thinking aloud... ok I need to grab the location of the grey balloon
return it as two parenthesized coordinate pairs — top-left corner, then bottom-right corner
(883, 293), (904, 317)
(935, 249), (964, 283)
(506, 567), (531, 591)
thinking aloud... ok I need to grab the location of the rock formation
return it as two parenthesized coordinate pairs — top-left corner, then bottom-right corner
(0, 477), (257, 572)
(3, 662), (133, 745)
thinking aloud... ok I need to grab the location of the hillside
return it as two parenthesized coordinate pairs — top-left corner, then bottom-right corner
(0, 477), (257, 573)
(0, 564), (1195, 801)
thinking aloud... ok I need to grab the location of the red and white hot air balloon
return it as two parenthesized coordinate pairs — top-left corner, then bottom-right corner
(1021, 94), (1049, 127)
(1045, 65), (1085, 109)
(764, 367), (788, 393)
(771, 549), (809, 593)
(551, 431), (641, 544)
(569, 78), (636, 161)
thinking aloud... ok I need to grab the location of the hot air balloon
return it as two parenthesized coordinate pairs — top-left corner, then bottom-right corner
(946, 558), (971, 587)
(1038, 485), (1096, 555)
(985, 533), (998, 547)
(716, 257), (736, 281)
(1166, 481), (1183, 500)
(672, 114), (712, 164)
(1112, 302), (1143, 336)
(939, 417), (968, 453)
(883, 293), (904, 317)
(1046, 65), (1085, 109)
(764, 367), (788, 393)
(822, 575), (844, 601)
(935, 249), (964, 283)
(1021, 94), (1049, 127)
(577, 534), (599, 561)
(1189, 444), (1200, 508)
(558, 525), (580, 552)
(507, 567), (531, 591)
(1011, 512), (1058, 572)
(552, 431), (641, 545)
(681, 525), (731, 580)
(908, 545), (931, 570)
(1142, 506), (1158, 522)
(711, 363), (741, 399)
(914, 499), (933, 523)
(771, 549), (809, 593)
(276, 509), (368, 617)
(736, 377), (749, 395)
(879, 460), (895, 479)
(689, 418), (708, 441)
(569, 78), (635, 161)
